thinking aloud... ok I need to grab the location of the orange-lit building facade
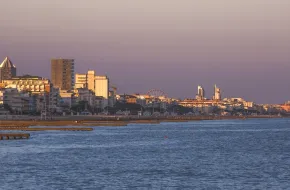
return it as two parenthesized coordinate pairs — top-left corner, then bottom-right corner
(2, 76), (52, 94)
(281, 104), (290, 112)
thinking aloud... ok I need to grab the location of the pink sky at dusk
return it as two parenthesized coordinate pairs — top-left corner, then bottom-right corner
(0, 0), (290, 103)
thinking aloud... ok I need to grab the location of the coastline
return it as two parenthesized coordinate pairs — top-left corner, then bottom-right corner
(0, 115), (285, 129)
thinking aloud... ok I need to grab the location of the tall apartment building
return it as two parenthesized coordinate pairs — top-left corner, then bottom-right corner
(196, 85), (205, 100)
(213, 84), (221, 101)
(0, 57), (16, 82)
(75, 70), (109, 99)
(94, 76), (109, 99)
(51, 59), (74, 91)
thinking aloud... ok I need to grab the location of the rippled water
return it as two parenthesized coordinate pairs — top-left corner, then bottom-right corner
(1, 118), (290, 189)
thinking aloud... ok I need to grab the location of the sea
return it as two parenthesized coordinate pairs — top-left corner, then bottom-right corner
(1, 118), (290, 190)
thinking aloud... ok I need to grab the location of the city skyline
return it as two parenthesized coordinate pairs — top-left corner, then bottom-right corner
(0, 55), (285, 105)
(1, 0), (290, 103)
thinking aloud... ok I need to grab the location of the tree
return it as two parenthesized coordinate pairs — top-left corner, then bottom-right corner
(113, 102), (144, 115)
(3, 104), (13, 113)
(71, 101), (93, 113)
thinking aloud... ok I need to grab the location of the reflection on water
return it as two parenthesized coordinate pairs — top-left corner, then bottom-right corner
(1, 118), (290, 189)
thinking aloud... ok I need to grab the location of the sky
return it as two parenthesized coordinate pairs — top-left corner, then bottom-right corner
(0, 0), (290, 104)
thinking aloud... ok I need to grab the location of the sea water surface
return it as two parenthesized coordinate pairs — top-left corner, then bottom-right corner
(1, 118), (290, 189)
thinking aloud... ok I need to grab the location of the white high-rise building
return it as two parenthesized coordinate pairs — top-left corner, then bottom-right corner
(75, 71), (109, 106)
(196, 85), (205, 100)
(94, 76), (109, 99)
(213, 84), (221, 100)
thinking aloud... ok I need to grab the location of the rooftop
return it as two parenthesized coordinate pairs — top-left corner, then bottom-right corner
(0, 57), (16, 68)
(11, 75), (44, 80)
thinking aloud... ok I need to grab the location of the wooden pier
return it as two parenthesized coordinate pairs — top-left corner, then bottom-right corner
(0, 133), (30, 140)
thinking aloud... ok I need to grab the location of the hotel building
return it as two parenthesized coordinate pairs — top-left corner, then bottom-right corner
(2, 75), (51, 94)
(75, 70), (109, 99)
(51, 59), (74, 91)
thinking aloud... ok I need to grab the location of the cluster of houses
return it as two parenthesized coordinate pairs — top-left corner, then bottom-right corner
(117, 94), (290, 116)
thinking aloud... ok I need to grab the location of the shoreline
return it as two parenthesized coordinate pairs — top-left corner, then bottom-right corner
(0, 115), (285, 128)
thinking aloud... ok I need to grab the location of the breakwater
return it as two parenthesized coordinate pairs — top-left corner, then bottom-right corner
(0, 133), (30, 140)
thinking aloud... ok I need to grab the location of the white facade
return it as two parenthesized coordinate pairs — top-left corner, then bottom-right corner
(75, 70), (109, 101)
(94, 76), (109, 99)
(75, 74), (87, 88)
(197, 85), (205, 100)
(87, 70), (95, 92)
(213, 84), (221, 100)
(75, 71), (96, 92)
(95, 76), (109, 107)
(2, 76), (51, 94)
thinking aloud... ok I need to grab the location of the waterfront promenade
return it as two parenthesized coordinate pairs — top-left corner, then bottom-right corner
(0, 115), (283, 128)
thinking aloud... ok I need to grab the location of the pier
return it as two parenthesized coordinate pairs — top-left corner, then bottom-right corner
(0, 133), (30, 140)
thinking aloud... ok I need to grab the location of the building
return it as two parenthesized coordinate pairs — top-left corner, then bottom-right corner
(75, 71), (109, 98)
(109, 90), (116, 107)
(59, 90), (74, 108)
(49, 87), (60, 112)
(95, 96), (105, 111)
(0, 89), (4, 105)
(281, 101), (290, 112)
(179, 99), (215, 108)
(213, 84), (221, 101)
(75, 73), (87, 89)
(119, 94), (138, 104)
(87, 70), (95, 92)
(1, 88), (35, 114)
(2, 75), (51, 94)
(196, 85), (205, 100)
(2, 76), (57, 114)
(95, 76), (109, 108)
(75, 70), (96, 91)
(75, 70), (110, 107)
(94, 75), (109, 99)
(51, 59), (74, 91)
(3, 88), (22, 113)
(0, 57), (16, 82)
(95, 76), (109, 107)
(35, 93), (49, 113)
(74, 88), (95, 108)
